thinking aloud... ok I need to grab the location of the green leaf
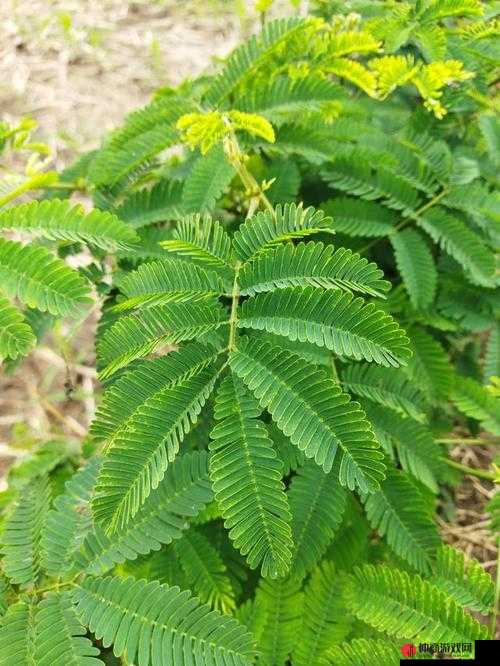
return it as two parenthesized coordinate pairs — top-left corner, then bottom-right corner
(73, 576), (255, 666)
(344, 564), (490, 642)
(479, 113), (500, 167)
(321, 639), (401, 666)
(239, 286), (411, 367)
(451, 375), (500, 435)
(1, 475), (51, 586)
(322, 197), (397, 238)
(237, 76), (341, 121)
(269, 422), (306, 475)
(0, 576), (9, 617)
(324, 498), (370, 573)
(115, 258), (224, 311)
(288, 462), (347, 577)
(161, 213), (232, 269)
(405, 327), (453, 401)
(484, 322), (500, 382)
(264, 158), (301, 204)
(173, 528), (236, 613)
(210, 374), (293, 579)
(254, 577), (303, 666)
(363, 404), (444, 493)
(0, 600), (37, 666)
(418, 207), (496, 287)
(233, 203), (334, 262)
(91, 342), (218, 444)
(182, 144), (235, 213)
(0, 294), (36, 360)
(234, 599), (268, 644)
(204, 17), (306, 105)
(322, 149), (421, 215)
(97, 301), (226, 378)
(342, 362), (427, 422)
(79, 452), (212, 576)
(390, 229), (437, 310)
(293, 561), (351, 666)
(116, 180), (184, 228)
(6, 440), (67, 490)
(92, 366), (218, 531)
(40, 458), (100, 577)
(0, 199), (138, 251)
(239, 241), (390, 298)
(230, 337), (385, 491)
(362, 466), (440, 574)
(443, 182), (500, 243)
(34, 592), (103, 666)
(88, 95), (194, 186)
(272, 123), (339, 163)
(419, 0), (483, 22)
(432, 545), (495, 615)
(0, 238), (90, 317)
(116, 226), (172, 263)
(414, 24), (447, 60)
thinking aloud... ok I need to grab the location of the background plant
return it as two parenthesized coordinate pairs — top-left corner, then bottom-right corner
(0, 1), (499, 664)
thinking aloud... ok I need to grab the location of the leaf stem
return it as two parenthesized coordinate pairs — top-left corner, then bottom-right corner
(441, 457), (497, 481)
(223, 130), (274, 216)
(37, 392), (87, 438)
(44, 181), (82, 191)
(330, 355), (339, 382)
(36, 580), (77, 596)
(358, 187), (450, 255)
(437, 437), (498, 446)
(0, 172), (58, 207)
(228, 262), (241, 352)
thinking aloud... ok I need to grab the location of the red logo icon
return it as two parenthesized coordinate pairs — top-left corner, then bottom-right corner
(401, 643), (417, 658)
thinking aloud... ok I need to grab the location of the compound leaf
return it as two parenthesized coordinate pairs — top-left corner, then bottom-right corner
(210, 374), (293, 579)
(230, 337), (385, 492)
(73, 576), (255, 666)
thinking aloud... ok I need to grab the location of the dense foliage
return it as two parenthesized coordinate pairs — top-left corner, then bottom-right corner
(0, 1), (499, 664)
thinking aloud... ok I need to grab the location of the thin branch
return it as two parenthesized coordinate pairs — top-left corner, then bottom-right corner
(358, 187), (451, 255)
(437, 437), (498, 446)
(37, 395), (87, 438)
(441, 457), (497, 482)
(228, 262), (241, 352)
(223, 130), (274, 216)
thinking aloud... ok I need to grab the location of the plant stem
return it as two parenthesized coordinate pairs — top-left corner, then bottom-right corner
(223, 131), (274, 216)
(330, 355), (339, 382)
(407, 187), (450, 220)
(437, 437), (498, 446)
(228, 262), (241, 352)
(0, 172), (58, 207)
(44, 181), (82, 191)
(37, 394), (87, 437)
(441, 457), (497, 482)
(36, 580), (77, 596)
(358, 187), (450, 255)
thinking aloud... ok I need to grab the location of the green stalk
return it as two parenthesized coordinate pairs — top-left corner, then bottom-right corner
(437, 437), (498, 446)
(441, 457), (497, 482)
(0, 172), (57, 207)
(330, 355), (339, 382)
(223, 130), (274, 216)
(358, 187), (450, 255)
(228, 262), (241, 352)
